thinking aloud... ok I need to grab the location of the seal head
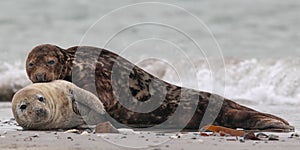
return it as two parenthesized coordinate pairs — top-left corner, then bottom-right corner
(12, 87), (55, 129)
(26, 44), (68, 83)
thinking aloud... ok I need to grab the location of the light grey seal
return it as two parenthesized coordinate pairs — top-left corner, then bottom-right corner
(12, 80), (107, 130)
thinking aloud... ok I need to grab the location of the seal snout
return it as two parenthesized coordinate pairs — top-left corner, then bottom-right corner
(36, 72), (47, 82)
(35, 108), (48, 117)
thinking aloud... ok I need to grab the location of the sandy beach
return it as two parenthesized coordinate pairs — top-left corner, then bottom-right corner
(1, 102), (299, 150)
(1, 130), (300, 150)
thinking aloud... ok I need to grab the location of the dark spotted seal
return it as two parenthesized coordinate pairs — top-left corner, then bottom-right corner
(12, 80), (107, 130)
(25, 44), (294, 131)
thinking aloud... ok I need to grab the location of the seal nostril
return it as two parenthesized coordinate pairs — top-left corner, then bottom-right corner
(20, 104), (27, 110)
(36, 73), (46, 82)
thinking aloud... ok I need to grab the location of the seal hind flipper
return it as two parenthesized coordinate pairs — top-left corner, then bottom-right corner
(221, 109), (294, 132)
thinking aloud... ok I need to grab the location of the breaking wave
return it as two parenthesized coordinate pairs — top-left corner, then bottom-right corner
(1, 57), (299, 106)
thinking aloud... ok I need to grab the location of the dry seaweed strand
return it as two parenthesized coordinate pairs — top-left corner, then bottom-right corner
(202, 125), (246, 137)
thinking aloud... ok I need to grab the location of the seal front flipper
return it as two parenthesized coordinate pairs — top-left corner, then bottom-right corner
(68, 86), (107, 125)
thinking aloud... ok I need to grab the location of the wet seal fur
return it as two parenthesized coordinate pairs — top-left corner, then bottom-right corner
(25, 44), (294, 131)
(12, 80), (107, 130)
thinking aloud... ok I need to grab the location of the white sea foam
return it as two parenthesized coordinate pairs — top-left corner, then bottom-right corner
(0, 62), (31, 93)
(139, 58), (300, 106)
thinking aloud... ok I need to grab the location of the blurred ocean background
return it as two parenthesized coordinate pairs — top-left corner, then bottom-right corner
(0, 0), (299, 130)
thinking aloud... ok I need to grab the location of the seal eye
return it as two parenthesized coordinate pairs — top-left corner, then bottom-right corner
(48, 60), (55, 65)
(37, 96), (45, 103)
(20, 104), (27, 110)
(28, 62), (34, 68)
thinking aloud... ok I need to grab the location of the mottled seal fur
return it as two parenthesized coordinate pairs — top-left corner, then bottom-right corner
(12, 80), (107, 130)
(25, 44), (294, 131)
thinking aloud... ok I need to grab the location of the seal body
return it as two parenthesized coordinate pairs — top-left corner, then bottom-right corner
(25, 44), (294, 131)
(12, 80), (106, 130)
